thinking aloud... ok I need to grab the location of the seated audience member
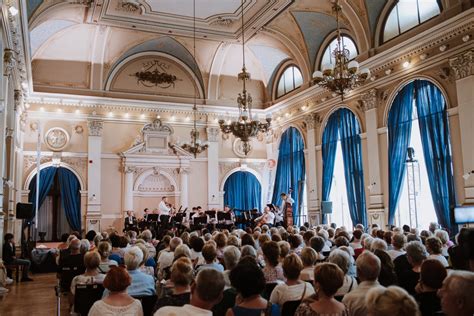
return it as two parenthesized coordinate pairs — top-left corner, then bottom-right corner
(383, 231), (393, 250)
(196, 243), (224, 273)
(58, 233), (70, 251)
(85, 230), (97, 249)
(109, 233), (125, 264)
(135, 243), (155, 276)
(58, 238), (85, 280)
(395, 241), (427, 295)
(227, 260), (280, 316)
(309, 236), (326, 262)
(342, 252), (384, 316)
(295, 263), (348, 316)
(189, 236), (205, 266)
(373, 249), (397, 287)
(97, 241), (118, 273)
(70, 251), (105, 296)
(435, 229), (452, 255)
(223, 246), (241, 287)
(415, 259), (446, 316)
(241, 234), (256, 248)
(365, 286), (420, 316)
(116, 246), (156, 297)
(214, 233), (228, 259)
(3, 233), (33, 282)
(154, 257), (193, 312)
(278, 241), (290, 262)
(328, 249), (358, 298)
(156, 268), (225, 316)
(270, 254), (314, 306)
(349, 229), (363, 250)
(80, 239), (91, 254)
(438, 270), (474, 316)
(173, 244), (191, 262)
(370, 238), (388, 252)
(141, 229), (157, 260)
(157, 237), (182, 279)
(262, 241), (285, 283)
(425, 236), (449, 267)
(241, 245), (258, 261)
(89, 266), (143, 316)
(387, 233), (406, 261)
(300, 247), (318, 282)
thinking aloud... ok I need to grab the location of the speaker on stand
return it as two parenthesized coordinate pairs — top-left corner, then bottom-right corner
(16, 203), (36, 258)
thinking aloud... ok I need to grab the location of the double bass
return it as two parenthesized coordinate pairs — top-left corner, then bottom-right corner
(284, 189), (294, 227)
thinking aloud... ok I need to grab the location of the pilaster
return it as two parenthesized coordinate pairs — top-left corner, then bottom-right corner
(86, 119), (103, 229)
(207, 127), (220, 209)
(304, 114), (321, 225)
(179, 168), (190, 208)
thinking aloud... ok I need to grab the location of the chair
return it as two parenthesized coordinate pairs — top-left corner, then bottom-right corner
(212, 288), (237, 316)
(74, 283), (105, 316)
(262, 283), (278, 300)
(132, 295), (158, 316)
(281, 300), (302, 316)
(58, 265), (83, 293)
(5, 263), (24, 283)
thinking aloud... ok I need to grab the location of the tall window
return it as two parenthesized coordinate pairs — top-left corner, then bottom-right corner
(383, 0), (441, 42)
(276, 65), (303, 98)
(320, 35), (358, 70)
(395, 104), (438, 229)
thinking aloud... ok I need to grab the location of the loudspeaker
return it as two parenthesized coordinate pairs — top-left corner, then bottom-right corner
(16, 203), (34, 219)
(321, 201), (333, 214)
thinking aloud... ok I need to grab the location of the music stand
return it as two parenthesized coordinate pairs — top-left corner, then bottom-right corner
(205, 210), (216, 220)
(192, 216), (208, 231)
(148, 214), (159, 222)
(217, 212), (231, 221)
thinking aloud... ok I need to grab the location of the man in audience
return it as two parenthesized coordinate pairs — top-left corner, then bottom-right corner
(58, 238), (84, 272)
(196, 243), (224, 273)
(157, 236), (182, 279)
(2, 233), (33, 282)
(155, 268), (225, 316)
(342, 251), (384, 316)
(387, 233), (406, 261)
(437, 270), (474, 316)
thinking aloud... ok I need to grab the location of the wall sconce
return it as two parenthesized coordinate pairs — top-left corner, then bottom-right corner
(367, 182), (376, 191)
(89, 194), (97, 201)
(463, 171), (474, 180)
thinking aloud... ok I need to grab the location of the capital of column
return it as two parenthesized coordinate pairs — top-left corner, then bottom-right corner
(206, 127), (220, 142)
(360, 89), (378, 112)
(13, 90), (23, 112)
(449, 49), (474, 80)
(123, 166), (137, 174)
(304, 113), (322, 131)
(87, 120), (104, 137)
(178, 167), (191, 175)
(3, 48), (15, 77)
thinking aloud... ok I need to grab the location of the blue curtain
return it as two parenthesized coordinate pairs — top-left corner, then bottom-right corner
(272, 127), (306, 225)
(57, 168), (82, 232)
(388, 82), (415, 225)
(321, 115), (339, 224)
(339, 109), (367, 227)
(28, 167), (58, 218)
(224, 171), (262, 211)
(414, 80), (456, 233)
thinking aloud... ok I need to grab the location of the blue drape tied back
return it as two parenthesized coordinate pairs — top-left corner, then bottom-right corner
(272, 127), (306, 225)
(387, 82), (415, 225)
(414, 80), (456, 233)
(321, 109), (367, 227)
(224, 171), (262, 211)
(28, 167), (82, 232)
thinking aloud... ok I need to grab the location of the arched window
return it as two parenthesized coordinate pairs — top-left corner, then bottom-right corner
(383, 0), (441, 42)
(320, 35), (358, 70)
(276, 65), (303, 98)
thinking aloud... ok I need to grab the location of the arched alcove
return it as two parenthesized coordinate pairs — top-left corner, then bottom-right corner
(223, 170), (262, 211)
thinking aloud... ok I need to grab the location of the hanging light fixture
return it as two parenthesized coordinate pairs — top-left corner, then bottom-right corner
(218, 0), (271, 156)
(180, 0), (208, 158)
(312, 0), (370, 99)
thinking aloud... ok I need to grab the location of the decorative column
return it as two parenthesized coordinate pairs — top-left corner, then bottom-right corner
(449, 50), (474, 203)
(86, 119), (103, 232)
(207, 127), (220, 209)
(263, 132), (276, 204)
(179, 168), (190, 208)
(304, 113), (321, 225)
(361, 89), (385, 227)
(123, 166), (136, 211)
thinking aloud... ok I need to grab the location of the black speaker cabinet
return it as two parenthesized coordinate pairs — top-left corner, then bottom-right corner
(16, 203), (34, 219)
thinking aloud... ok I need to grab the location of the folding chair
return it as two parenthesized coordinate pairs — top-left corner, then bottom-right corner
(74, 283), (105, 316)
(132, 295), (158, 316)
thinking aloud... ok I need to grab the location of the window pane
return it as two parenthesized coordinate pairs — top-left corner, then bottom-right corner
(294, 67), (303, 88)
(276, 66), (303, 98)
(284, 68), (294, 92)
(384, 9), (400, 42)
(320, 36), (358, 70)
(419, 0), (440, 22)
(277, 76), (285, 97)
(397, 0), (420, 33)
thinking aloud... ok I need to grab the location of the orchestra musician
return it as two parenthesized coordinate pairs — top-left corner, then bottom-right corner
(124, 210), (138, 232)
(280, 190), (294, 227)
(255, 206), (275, 227)
(218, 205), (235, 228)
(158, 196), (172, 216)
(192, 206), (209, 230)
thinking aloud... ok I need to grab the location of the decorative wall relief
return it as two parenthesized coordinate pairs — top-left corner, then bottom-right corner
(233, 138), (253, 158)
(44, 127), (70, 151)
(138, 173), (175, 192)
(131, 60), (180, 88)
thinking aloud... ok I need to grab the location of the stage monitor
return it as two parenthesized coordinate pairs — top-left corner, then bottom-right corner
(16, 203), (34, 219)
(454, 206), (474, 224)
(321, 201), (333, 214)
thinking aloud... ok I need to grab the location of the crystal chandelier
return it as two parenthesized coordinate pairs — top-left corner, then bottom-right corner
(218, 0), (271, 156)
(179, 0), (208, 158)
(312, 0), (370, 99)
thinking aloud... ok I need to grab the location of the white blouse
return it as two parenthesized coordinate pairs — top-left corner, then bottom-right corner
(88, 299), (143, 316)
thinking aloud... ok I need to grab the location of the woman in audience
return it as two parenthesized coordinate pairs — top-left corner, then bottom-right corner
(278, 241), (290, 262)
(227, 260), (280, 316)
(241, 234), (256, 248)
(122, 246), (156, 296)
(223, 245), (241, 287)
(295, 263), (348, 316)
(435, 229), (451, 256)
(109, 233), (125, 264)
(449, 228), (471, 270)
(415, 259), (447, 316)
(384, 231), (393, 250)
(214, 232), (228, 260)
(396, 241), (427, 295)
(89, 266), (143, 316)
(134, 243), (154, 276)
(373, 249), (398, 287)
(387, 233), (406, 261)
(425, 236), (449, 267)
(365, 286), (420, 316)
(70, 251), (105, 296)
(195, 243), (224, 273)
(309, 236), (326, 262)
(97, 241), (118, 273)
(300, 247), (318, 282)
(262, 241), (285, 283)
(270, 254), (314, 306)
(327, 249), (358, 299)
(349, 229), (363, 250)
(189, 235), (205, 266)
(154, 257), (193, 312)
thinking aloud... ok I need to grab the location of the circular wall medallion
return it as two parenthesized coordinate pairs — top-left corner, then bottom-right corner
(233, 138), (252, 158)
(44, 127), (70, 151)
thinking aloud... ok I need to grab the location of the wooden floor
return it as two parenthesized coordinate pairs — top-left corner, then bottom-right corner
(0, 273), (69, 316)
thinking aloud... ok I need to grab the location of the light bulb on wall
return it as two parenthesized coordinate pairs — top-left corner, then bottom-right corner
(463, 171), (474, 180)
(8, 6), (18, 16)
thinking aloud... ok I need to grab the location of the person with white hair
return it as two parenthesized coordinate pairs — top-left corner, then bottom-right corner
(370, 238), (388, 252)
(395, 241), (427, 295)
(157, 237), (182, 279)
(434, 229), (451, 256)
(80, 239), (90, 254)
(437, 270), (474, 316)
(122, 246), (156, 296)
(342, 251), (384, 316)
(141, 229), (157, 259)
(366, 286), (420, 316)
(387, 233), (406, 261)
(328, 249), (358, 298)
(223, 246), (241, 288)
